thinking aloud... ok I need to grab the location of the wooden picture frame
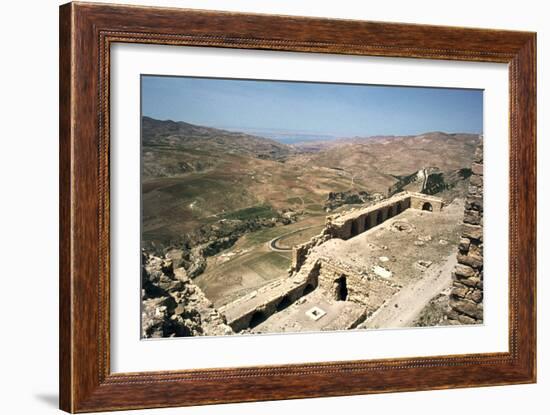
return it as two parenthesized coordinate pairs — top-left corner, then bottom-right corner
(59, 2), (536, 412)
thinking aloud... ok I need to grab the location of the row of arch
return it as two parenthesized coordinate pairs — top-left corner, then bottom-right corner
(349, 200), (408, 238)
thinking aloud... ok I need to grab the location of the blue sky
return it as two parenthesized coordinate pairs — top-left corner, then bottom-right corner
(142, 75), (483, 137)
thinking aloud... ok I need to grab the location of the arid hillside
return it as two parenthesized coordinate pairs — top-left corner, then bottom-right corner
(142, 116), (294, 178)
(141, 117), (480, 249)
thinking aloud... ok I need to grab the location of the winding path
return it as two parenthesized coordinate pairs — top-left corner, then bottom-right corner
(268, 226), (318, 252)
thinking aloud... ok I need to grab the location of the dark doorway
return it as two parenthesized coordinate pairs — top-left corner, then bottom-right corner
(364, 215), (371, 231)
(376, 210), (383, 225)
(303, 283), (315, 296)
(350, 220), (359, 237)
(249, 311), (267, 328)
(276, 296), (292, 312)
(422, 202), (433, 212)
(396, 203), (402, 214)
(335, 276), (348, 301)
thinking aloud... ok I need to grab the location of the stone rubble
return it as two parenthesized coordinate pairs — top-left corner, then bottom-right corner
(141, 252), (234, 338)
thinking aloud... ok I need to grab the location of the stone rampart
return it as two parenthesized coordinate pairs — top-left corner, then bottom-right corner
(448, 142), (484, 324)
(291, 191), (443, 272)
(219, 258), (320, 331)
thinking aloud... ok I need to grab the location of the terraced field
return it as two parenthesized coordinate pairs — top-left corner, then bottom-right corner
(141, 153), (363, 246)
(195, 215), (326, 306)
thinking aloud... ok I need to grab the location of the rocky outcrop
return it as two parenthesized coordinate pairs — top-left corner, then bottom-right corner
(388, 168), (437, 195)
(414, 291), (452, 327)
(141, 252), (234, 338)
(388, 167), (473, 202)
(448, 141), (483, 325)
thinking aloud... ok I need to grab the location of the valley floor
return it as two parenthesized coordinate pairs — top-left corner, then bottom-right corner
(194, 215), (326, 307)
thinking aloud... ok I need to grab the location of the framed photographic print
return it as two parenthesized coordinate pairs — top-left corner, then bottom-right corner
(59, 2), (536, 412)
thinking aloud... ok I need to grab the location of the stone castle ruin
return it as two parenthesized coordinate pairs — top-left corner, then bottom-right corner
(292, 192), (443, 273)
(218, 192), (449, 333)
(142, 149), (484, 336)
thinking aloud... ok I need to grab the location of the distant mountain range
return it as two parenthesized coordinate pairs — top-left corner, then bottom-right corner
(291, 131), (480, 152)
(142, 116), (294, 160)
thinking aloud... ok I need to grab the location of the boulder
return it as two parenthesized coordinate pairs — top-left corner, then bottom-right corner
(450, 298), (483, 320)
(454, 263), (476, 278)
(165, 248), (187, 269)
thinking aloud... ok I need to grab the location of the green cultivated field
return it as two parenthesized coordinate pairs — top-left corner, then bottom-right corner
(275, 225), (325, 249)
(242, 252), (291, 280)
(195, 215), (326, 306)
(221, 204), (278, 221)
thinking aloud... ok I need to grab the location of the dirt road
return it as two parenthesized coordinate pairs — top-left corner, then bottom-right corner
(267, 225), (317, 252)
(364, 252), (456, 329)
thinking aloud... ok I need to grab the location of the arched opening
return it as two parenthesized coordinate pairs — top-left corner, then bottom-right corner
(422, 202), (433, 212)
(335, 276), (348, 301)
(364, 215), (371, 231)
(350, 220), (359, 237)
(376, 210), (384, 225)
(303, 283), (315, 296)
(276, 295), (292, 312)
(396, 203), (402, 214)
(249, 311), (267, 328)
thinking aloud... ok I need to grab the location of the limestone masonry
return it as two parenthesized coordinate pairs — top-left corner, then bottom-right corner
(217, 191), (456, 333)
(448, 143), (484, 324)
(292, 192), (443, 273)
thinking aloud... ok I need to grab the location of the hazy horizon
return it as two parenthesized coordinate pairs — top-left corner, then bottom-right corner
(143, 115), (480, 145)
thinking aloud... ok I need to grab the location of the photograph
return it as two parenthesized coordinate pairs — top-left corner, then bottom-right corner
(140, 76), (484, 338)
(2, 0), (542, 413)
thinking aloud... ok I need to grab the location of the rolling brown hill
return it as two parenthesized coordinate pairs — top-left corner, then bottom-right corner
(289, 132), (480, 193)
(141, 117), (481, 247)
(142, 116), (294, 178)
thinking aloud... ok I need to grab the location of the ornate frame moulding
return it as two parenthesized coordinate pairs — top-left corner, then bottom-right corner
(59, 2), (536, 412)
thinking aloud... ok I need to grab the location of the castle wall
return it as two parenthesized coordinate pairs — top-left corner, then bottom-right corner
(316, 259), (400, 314)
(328, 192), (440, 241)
(223, 188), (450, 333)
(448, 142), (484, 324)
(291, 192), (441, 272)
(291, 233), (329, 273)
(409, 194), (443, 211)
(317, 260), (363, 302)
(221, 258), (321, 332)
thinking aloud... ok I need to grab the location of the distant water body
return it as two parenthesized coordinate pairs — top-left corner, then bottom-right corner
(263, 133), (337, 145)
(219, 126), (339, 144)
